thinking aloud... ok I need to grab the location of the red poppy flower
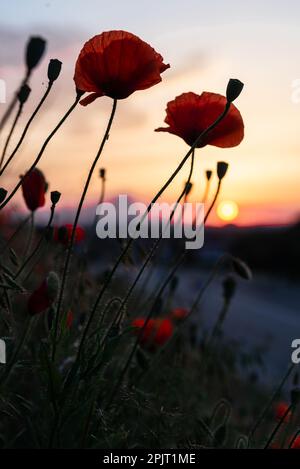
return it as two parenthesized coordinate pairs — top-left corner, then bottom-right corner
(274, 402), (291, 422)
(74, 30), (170, 105)
(155, 92), (244, 148)
(21, 168), (47, 211)
(170, 307), (189, 321)
(53, 224), (85, 246)
(132, 317), (173, 350)
(27, 272), (59, 316)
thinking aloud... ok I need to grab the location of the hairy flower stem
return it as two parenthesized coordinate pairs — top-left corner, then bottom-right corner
(51, 98), (118, 362)
(76, 103), (231, 365)
(0, 70), (30, 134)
(135, 256), (229, 386)
(0, 316), (34, 386)
(22, 211), (34, 261)
(288, 428), (300, 448)
(0, 93), (81, 211)
(14, 203), (56, 279)
(0, 81), (54, 177)
(0, 102), (24, 170)
(108, 151), (195, 332)
(264, 403), (294, 449)
(248, 363), (295, 445)
(0, 214), (31, 254)
(106, 183), (228, 405)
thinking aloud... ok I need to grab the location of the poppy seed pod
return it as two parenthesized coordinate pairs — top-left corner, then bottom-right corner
(17, 84), (31, 104)
(46, 271), (60, 301)
(206, 170), (213, 181)
(226, 79), (244, 103)
(217, 161), (229, 180)
(231, 257), (252, 280)
(47, 59), (62, 82)
(21, 167), (47, 211)
(50, 190), (61, 205)
(25, 36), (46, 72)
(185, 181), (193, 195)
(99, 168), (106, 179)
(0, 188), (7, 203)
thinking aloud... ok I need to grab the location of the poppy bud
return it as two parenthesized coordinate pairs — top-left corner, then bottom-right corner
(50, 190), (61, 205)
(47, 59), (62, 82)
(0, 188), (7, 203)
(99, 168), (106, 179)
(231, 257), (252, 280)
(206, 170), (212, 181)
(17, 84), (31, 104)
(25, 36), (46, 72)
(21, 168), (47, 211)
(185, 181), (193, 195)
(217, 161), (229, 180)
(46, 271), (60, 301)
(222, 276), (236, 302)
(226, 79), (244, 103)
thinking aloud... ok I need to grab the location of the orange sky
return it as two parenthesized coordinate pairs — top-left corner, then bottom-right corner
(1, 1), (300, 226)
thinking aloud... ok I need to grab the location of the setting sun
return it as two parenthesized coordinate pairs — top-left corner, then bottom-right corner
(217, 200), (239, 222)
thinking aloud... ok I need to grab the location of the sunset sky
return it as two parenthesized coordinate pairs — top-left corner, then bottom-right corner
(1, 0), (300, 226)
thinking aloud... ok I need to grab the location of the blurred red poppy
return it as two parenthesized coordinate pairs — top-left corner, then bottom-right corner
(21, 168), (47, 212)
(170, 307), (189, 321)
(74, 30), (170, 105)
(290, 436), (300, 449)
(27, 272), (59, 316)
(66, 310), (74, 329)
(53, 224), (85, 246)
(274, 401), (291, 422)
(155, 92), (244, 148)
(132, 317), (173, 350)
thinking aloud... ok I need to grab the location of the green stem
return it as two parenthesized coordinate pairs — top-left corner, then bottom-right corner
(51, 98), (118, 362)
(14, 203), (56, 279)
(0, 102), (23, 170)
(0, 81), (53, 176)
(0, 92), (81, 211)
(264, 404), (293, 449)
(248, 363), (295, 444)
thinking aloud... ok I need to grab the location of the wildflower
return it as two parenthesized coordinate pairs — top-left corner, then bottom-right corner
(274, 401), (291, 422)
(21, 168), (47, 212)
(155, 92), (244, 148)
(74, 30), (169, 105)
(27, 272), (59, 316)
(53, 224), (85, 246)
(132, 317), (173, 350)
(170, 307), (189, 321)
